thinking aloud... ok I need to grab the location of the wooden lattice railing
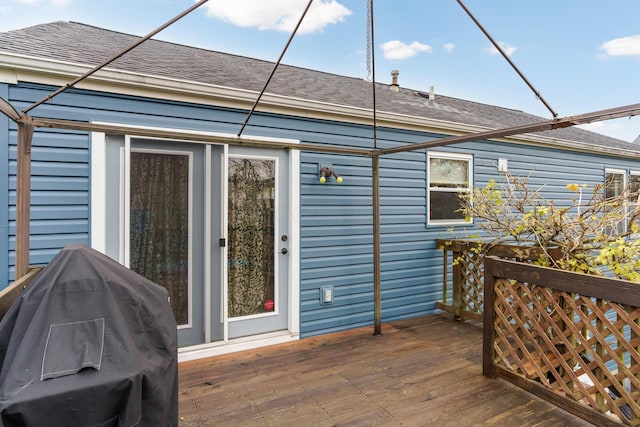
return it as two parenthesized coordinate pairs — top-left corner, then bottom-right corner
(435, 239), (547, 322)
(484, 257), (640, 426)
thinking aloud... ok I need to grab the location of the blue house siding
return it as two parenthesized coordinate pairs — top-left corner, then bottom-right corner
(6, 126), (90, 280)
(7, 84), (92, 281)
(3, 82), (640, 341)
(300, 151), (374, 335)
(300, 136), (436, 337)
(301, 134), (640, 337)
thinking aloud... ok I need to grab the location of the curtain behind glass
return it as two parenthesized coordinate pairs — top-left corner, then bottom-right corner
(228, 158), (275, 318)
(430, 158), (468, 187)
(130, 152), (189, 325)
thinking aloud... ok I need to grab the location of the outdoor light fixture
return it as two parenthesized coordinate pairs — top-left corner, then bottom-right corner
(319, 166), (343, 184)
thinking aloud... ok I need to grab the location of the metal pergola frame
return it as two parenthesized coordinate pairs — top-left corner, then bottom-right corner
(1, 0), (639, 336)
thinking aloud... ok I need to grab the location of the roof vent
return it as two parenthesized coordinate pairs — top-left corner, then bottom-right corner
(390, 70), (400, 92)
(429, 85), (435, 102)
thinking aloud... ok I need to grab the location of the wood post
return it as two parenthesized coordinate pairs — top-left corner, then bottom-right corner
(595, 298), (605, 410)
(442, 249), (448, 305)
(633, 305), (640, 425)
(15, 120), (33, 280)
(482, 257), (496, 377)
(452, 250), (462, 320)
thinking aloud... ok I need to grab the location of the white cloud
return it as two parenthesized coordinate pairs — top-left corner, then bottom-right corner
(13, 0), (71, 5)
(578, 121), (634, 141)
(381, 40), (432, 60)
(487, 41), (517, 56)
(443, 42), (455, 53)
(580, 122), (614, 132)
(203, 0), (351, 34)
(600, 35), (640, 57)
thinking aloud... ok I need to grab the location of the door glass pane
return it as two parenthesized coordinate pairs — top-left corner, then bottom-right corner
(228, 158), (275, 318)
(130, 151), (190, 325)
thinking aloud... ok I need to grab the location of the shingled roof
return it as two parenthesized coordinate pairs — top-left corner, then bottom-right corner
(0, 21), (637, 153)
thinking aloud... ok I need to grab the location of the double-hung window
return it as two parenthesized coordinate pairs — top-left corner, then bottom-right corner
(428, 152), (472, 225)
(605, 169), (625, 200)
(629, 171), (640, 230)
(605, 168), (630, 234)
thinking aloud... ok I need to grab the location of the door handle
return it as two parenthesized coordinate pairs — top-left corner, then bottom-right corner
(280, 248), (288, 255)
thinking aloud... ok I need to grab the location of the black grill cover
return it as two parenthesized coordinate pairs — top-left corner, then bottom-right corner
(0, 244), (178, 426)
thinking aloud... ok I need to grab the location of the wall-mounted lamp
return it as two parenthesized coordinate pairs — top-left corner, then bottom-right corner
(319, 166), (343, 184)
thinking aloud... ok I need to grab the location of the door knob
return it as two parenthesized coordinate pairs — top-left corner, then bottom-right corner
(280, 248), (288, 255)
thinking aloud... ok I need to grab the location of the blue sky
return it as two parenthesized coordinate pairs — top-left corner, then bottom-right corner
(1, 0), (639, 142)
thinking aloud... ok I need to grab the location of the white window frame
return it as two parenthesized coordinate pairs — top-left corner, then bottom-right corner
(627, 170), (640, 232)
(630, 170), (640, 208)
(427, 151), (473, 226)
(605, 168), (626, 199)
(605, 168), (628, 235)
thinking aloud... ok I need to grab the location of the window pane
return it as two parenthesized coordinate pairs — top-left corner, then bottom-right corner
(228, 158), (276, 318)
(604, 172), (626, 235)
(130, 152), (190, 325)
(630, 174), (640, 195)
(629, 175), (640, 230)
(430, 158), (468, 187)
(430, 191), (466, 221)
(605, 172), (624, 199)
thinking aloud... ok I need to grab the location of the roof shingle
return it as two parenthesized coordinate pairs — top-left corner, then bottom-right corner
(0, 21), (636, 152)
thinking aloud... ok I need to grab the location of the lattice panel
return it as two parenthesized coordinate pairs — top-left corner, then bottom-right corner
(458, 251), (485, 314)
(492, 278), (640, 425)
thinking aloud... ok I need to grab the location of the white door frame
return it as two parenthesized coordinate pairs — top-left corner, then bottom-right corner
(90, 123), (300, 361)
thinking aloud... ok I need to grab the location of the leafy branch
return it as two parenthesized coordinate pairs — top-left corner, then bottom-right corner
(460, 172), (640, 281)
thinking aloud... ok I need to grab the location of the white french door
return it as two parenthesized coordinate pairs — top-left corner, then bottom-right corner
(123, 138), (206, 347)
(96, 132), (299, 350)
(224, 147), (290, 339)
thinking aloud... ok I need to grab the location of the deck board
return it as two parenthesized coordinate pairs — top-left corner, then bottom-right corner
(178, 314), (594, 426)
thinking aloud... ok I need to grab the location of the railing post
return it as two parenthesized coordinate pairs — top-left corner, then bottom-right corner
(595, 298), (605, 410)
(442, 249), (448, 306)
(452, 250), (462, 320)
(633, 305), (640, 425)
(482, 257), (496, 377)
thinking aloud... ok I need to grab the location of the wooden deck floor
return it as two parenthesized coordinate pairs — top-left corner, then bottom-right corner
(178, 314), (593, 426)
